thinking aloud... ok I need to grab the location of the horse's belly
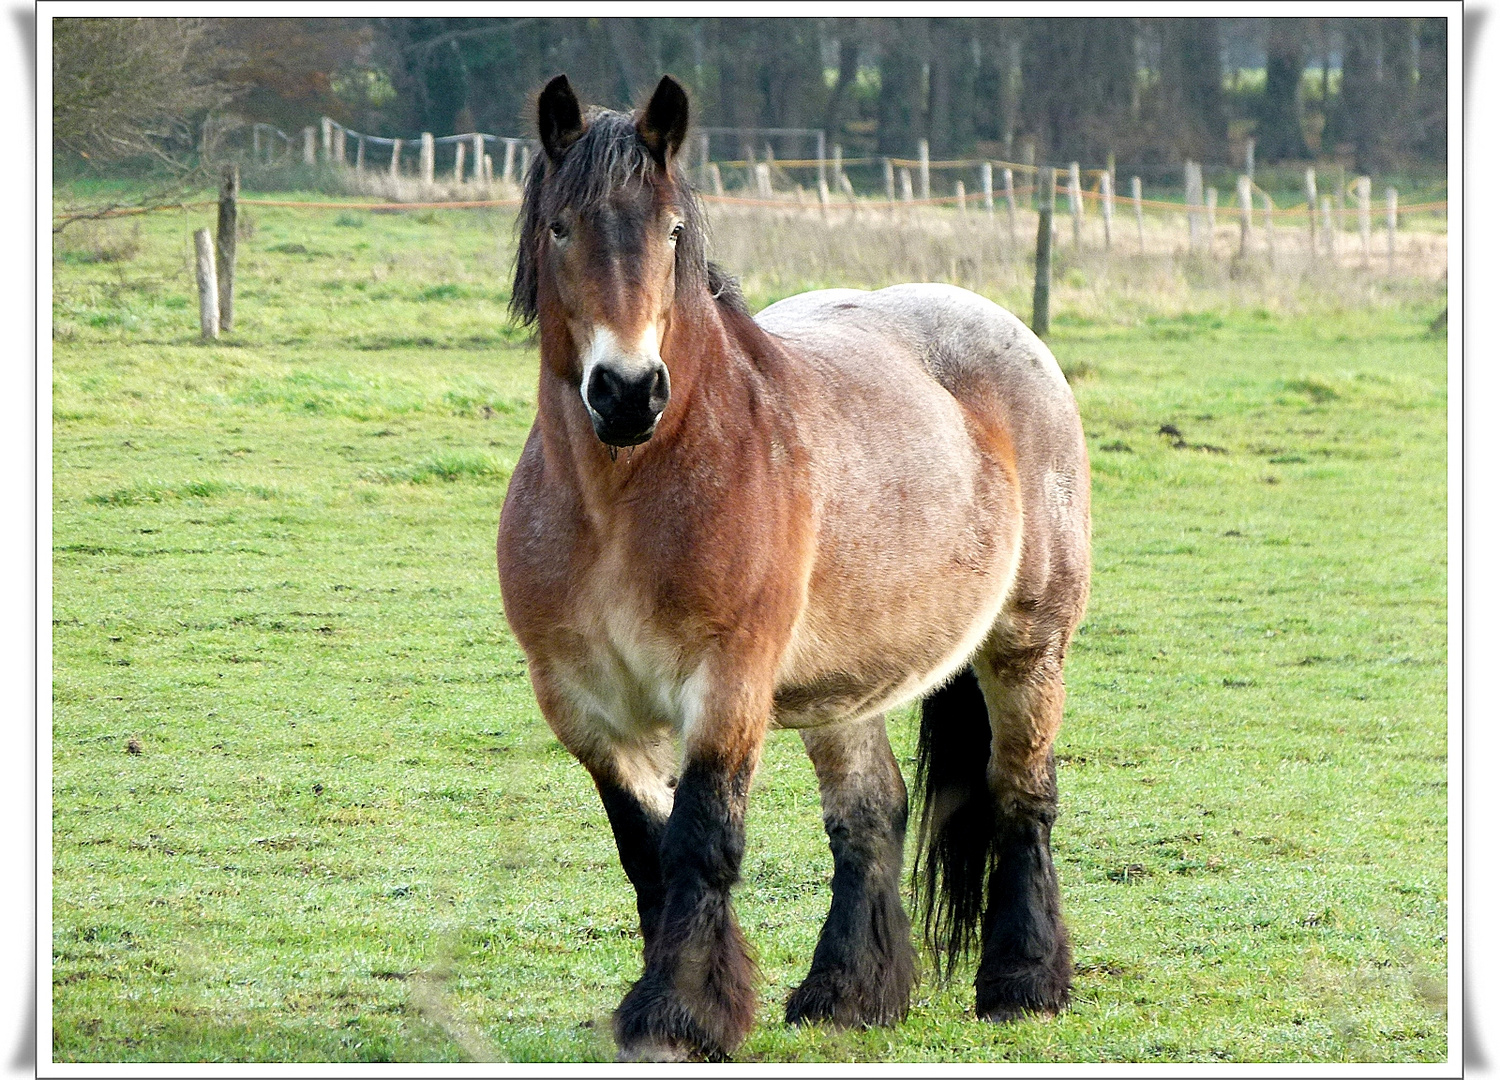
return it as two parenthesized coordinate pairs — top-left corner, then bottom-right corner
(772, 492), (1021, 729)
(766, 361), (1023, 729)
(771, 574), (1013, 729)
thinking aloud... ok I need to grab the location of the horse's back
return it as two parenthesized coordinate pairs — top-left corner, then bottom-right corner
(757, 283), (1072, 420)
(757, 283), (1087, 519)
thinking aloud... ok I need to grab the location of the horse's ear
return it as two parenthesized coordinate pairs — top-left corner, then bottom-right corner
(538, 74), (585, 165)
(637, 75), (689, 167)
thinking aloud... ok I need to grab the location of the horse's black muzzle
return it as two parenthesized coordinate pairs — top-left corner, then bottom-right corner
(585, 360), (670, 447)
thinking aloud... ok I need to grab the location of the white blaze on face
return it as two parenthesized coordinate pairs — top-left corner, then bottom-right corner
(578, 323), (663, 417)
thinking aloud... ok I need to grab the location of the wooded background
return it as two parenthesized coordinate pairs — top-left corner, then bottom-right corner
(54, 17), (1447, 178)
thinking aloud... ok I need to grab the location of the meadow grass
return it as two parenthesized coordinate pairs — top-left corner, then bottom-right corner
(51, 195), (1447, 1063)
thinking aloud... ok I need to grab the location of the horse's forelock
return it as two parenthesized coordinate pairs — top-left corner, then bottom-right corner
(511, 109), (718, 327)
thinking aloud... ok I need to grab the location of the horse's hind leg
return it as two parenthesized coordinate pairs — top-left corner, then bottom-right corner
(786, 714), (916, 1028)
(915, 633), (1075, 1022)
(970, 636), (1073, 1021)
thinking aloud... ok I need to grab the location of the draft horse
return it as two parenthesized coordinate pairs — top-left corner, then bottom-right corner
(497, 74), (1090, 1061)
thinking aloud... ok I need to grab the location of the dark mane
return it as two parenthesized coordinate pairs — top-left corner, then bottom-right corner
(511, 107), (748, 326)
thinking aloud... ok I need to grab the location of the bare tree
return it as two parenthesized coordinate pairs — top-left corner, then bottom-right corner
(53, 18), (231, 169)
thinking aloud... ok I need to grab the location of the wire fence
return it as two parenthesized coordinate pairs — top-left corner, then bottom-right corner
(60, 116), (1447, 281)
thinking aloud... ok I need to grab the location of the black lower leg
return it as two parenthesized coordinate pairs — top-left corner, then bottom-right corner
(613, 759), (757, 1061)
(974, 788), (1071, 1021)
(786, 789), (915, 1027)
(594, 779), (668, 946)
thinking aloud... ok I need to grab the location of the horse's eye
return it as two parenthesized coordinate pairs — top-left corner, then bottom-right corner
(548, 220), (568, 240)
(669, 222), (684, 243)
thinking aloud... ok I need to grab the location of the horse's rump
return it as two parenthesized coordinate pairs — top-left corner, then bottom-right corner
(757, 284), (1088, 729)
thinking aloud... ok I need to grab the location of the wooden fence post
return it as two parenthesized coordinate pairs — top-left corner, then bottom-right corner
(1101, 170), (1113, 250)
(420, 133), (435, 185)
(302, 126), (316, 165)
(1262, 190), (1277, 267)
(956, 180), (967, 221)
(454, 142), (465, 184)
(1003, 167), (1017, 244)
(1237, 175), (1252, 256)
(333, 125), (345, 167)
(1305, 167), (1318, 255)
(1356, 176), (1372, 264)
(320, 116), (332, 161)
(883, 158), (895, 204)
(215, 164), (238, 333)
(503, 139), (516, 184)
(900, 168), (914, 205)
(194, 228), (219, 341)
(918, 140), (930, 200)
(519, 144), (531, 183)
(390, 137), (402, 178)
(839, 172), (858, 215)
(1185, 161), (1203, 249)
(981, 162), (994, 215)
(1132, 175), (1145, 253)
(355, 135), (365, 173)
(1321, 196), (1334, 256)
(1206, 186), (1218, 252)
(1245, 137), (1255, 181)
(1032, 166), (1055, 337)
(1386, 186), (1398, 268)
(708, 162), (724, 197)
(756, 162), (772, 199)
(1334, 162), (1346, 258)
(832, 144), (843, 189)
(483, 154), (493, 185)
(1067, 162), (1082, 247)
(473, 133), (484, 182)
(1183, 161), (1193, 248)
(818, 173), (831, 218)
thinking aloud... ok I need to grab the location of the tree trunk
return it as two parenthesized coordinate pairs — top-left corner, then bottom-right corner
(1258, 18), (1307, 162)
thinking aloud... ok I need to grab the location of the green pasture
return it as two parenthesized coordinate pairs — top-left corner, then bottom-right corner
(51, 195), (1448, 1063)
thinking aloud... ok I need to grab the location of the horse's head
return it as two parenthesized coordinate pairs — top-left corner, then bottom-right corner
(513, 74), (704, 449)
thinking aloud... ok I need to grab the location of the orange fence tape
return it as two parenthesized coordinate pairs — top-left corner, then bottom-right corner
(53, 191), (1446, 223)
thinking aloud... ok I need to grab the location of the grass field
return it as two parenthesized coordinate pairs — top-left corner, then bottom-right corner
(50, 193), (1449, 1063)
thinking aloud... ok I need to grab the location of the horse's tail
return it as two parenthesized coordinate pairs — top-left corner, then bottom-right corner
(911, 664), (995, 979)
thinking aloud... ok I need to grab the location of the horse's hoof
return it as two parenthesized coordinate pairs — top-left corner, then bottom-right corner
(785, 972), (910, 1029)
(974, 970), (1069, 1024)
(978, 1004), (1060, 1025)
(613, 967), (745, 1062)
(616, 1039), (696, 1063)
(785, 978), (841, 1027)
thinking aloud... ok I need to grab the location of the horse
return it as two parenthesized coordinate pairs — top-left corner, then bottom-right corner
(496, 74), (1091, 1062)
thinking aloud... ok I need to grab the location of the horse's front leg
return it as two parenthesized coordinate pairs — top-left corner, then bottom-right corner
(612, 676), (769, 1062)
(531, 681), (676, 948)
(589, 739), (676, 949)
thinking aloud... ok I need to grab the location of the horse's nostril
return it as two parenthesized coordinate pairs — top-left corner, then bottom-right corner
(648, 365), (670, 415)
(589, 366), (625, 412)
